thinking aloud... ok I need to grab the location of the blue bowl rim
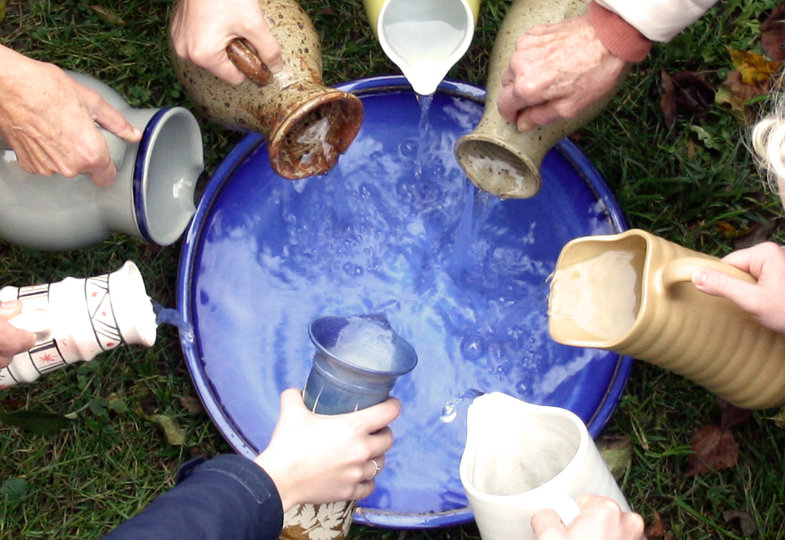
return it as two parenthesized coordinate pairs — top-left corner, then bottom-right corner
(177, 75), (633, 529)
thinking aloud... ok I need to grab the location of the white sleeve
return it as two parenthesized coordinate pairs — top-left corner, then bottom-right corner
(595, 0), (719, 42)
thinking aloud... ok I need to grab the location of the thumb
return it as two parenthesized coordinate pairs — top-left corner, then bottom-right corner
(531, 508), (567, 538)
(0, 300), (23, 321)
(692, 269), (758, 309)
(279, 387), (308, 415)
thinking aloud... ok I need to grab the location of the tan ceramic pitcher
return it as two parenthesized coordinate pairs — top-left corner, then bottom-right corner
(170, 0), (363, 180)
(454, 0), (628, 199)
(548, 228), (785, 410)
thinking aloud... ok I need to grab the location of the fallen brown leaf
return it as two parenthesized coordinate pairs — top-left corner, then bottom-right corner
(728, 49), (781, 85)
(718, 399), (752, 430)
(644, 511), (666, 539)
(723, 509), (756, 537)
(716, 70), (771, 121)
(761, 4), (785, 61)
(660, 70), (715, 128)
(684, 425), (739, 477)
(598, 434), (633, 483)
(180, 395), (204, 414)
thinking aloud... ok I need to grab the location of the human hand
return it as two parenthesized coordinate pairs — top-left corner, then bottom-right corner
(0, 47), (142, 186)
(253, 388), (401, 511)
(496, 15), (627, 131)
(691, 242), (785, 334)
(531, 494), (645, 539)
(0, 301), (36, 368)
(170, 0), (283, 85)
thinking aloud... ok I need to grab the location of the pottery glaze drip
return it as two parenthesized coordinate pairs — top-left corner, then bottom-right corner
(549, 229), (785, 410)
(454, 0), (629, 199)
(170, 0), (363, 180)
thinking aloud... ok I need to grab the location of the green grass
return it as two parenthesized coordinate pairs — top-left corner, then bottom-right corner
(2, 0), (785, 538)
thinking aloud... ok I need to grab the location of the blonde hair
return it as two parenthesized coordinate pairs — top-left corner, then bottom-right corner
(751, 79), (785, 200)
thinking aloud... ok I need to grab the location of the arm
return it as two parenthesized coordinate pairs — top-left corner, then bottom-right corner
(0, 301), (35, 367)
(531, 494), (645, 540)
(103, 389), (401, 539)
(691, 242), (785, 334)
(595, 0), (720, 42)
(0, 46), (141, 186)
(497, 0), (718, 131)
(170, 0), (283, 85)
(496, 3), (646, 131)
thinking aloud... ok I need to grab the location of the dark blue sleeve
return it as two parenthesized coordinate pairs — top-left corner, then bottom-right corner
(103, 454), (284, 540)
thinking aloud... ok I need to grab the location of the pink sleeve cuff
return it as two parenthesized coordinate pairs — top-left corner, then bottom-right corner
(588, 1), (652, 63)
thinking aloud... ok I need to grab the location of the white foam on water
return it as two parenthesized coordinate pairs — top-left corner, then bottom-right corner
(330, 316), (397, 371)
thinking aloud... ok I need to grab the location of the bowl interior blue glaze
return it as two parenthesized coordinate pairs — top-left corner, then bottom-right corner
(177, 76), (632, 529)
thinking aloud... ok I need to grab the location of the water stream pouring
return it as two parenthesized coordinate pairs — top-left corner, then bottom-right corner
(363, 0), (480, 96)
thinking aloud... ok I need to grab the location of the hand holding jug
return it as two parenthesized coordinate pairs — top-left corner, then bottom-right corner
(170, 0), (363, 180)
(459, 392), (630, 540)
(549, 229), (785, 409)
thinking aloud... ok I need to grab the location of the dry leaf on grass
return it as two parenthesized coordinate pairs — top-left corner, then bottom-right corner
(762, 4), (785, 61)
(723, 510), (757, 537)
(660, 70), (715, 128)
(684, 425), (739, 477)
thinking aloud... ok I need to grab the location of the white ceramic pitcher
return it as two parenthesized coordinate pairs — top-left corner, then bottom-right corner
(0, 260), (157, 387)
(0, 71), (203, 251)
(363, 0), (481, 95)
(459, 392), (629, 540)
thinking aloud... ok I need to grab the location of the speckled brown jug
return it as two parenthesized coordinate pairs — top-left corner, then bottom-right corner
(170, 0), (363, 179)
(454, 0), (627, 199)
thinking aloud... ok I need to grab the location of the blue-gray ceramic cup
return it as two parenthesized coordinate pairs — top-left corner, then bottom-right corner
(303, 314), (418, 415)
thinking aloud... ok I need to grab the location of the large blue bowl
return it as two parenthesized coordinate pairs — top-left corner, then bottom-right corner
(177, 76), (632, 529)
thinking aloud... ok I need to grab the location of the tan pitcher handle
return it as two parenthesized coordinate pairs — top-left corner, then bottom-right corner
(226, 38), (273, 87)
(661, 256), (757, 288)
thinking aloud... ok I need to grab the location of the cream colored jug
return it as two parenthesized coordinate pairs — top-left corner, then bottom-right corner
(362, 0), (481, 95)
(454, 0), (628, 199)
(170, 0), (363, 180)
(549, 228), (785, 410)
(459, 392), (629, 540)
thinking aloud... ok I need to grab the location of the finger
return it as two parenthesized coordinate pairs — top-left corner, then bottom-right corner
(89, 95), (142, 143)
(691, 269), (760, 309)
(517, 100), (568, 131)
(0, 300), (23, 320)
(367, 426), (394, 456)
(530, 508), (567, 538)
(496, 85), (523, 123)
(64, 135), (115, 186)
(352, 397), (401, 431)
(280, 387), (307, 412)
(210, 60), (248, 85)
(244, 21), (283, 74)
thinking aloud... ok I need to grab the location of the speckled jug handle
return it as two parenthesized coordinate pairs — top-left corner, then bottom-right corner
(661, 256), (756, 288)
(226, 38), (273, 87)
